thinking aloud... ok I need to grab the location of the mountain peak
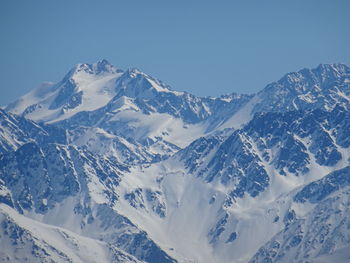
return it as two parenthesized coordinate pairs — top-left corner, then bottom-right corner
(253, 63), (350, 114)
(70, 59), (122, 77)
(273, 63), (350, 88)
(315, 63), (349, 73)
(115, 67), (177, 97)
(97, 58), (111, 66)
(311, 63), (350, 83)
(125, 67), (143, 75)
(95, 59), (123, 74)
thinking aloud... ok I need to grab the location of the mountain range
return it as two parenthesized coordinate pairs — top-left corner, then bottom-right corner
(1, 60), (350, 263)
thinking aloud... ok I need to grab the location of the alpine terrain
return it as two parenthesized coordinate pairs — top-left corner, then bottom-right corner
(1, 60), (350, 263)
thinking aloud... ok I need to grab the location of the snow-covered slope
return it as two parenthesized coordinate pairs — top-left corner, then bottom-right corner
(0, 108), (66, 154)
(250, 166), (350, 263)
(110, 106), (350, 263)
(0, 129), (175, 262)
(1, 62), (350, 263)
(0, 204), (142, 263)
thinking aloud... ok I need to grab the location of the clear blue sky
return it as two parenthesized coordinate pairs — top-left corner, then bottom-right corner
(0, 0), (349, 105)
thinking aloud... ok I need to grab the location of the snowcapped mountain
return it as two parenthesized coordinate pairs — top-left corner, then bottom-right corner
(252, 63), (350, 113)
(6, 59), (252, 164)
(251, 166), (350, 263)
(0, 108), (66, 154)
(1, 61), (350, 263)
(6, 59), (251, 126)
(6, 60), (124, 123)
(0, 204), (143, 263)
(220, 63), (350, 129)
(112, 106), (350, 263)
(0, 111), (176, 263)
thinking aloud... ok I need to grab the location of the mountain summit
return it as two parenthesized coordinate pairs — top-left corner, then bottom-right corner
(6, 60), (124, 122)
(69, 59), (122, 76)
(252, 63), (350, 113)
